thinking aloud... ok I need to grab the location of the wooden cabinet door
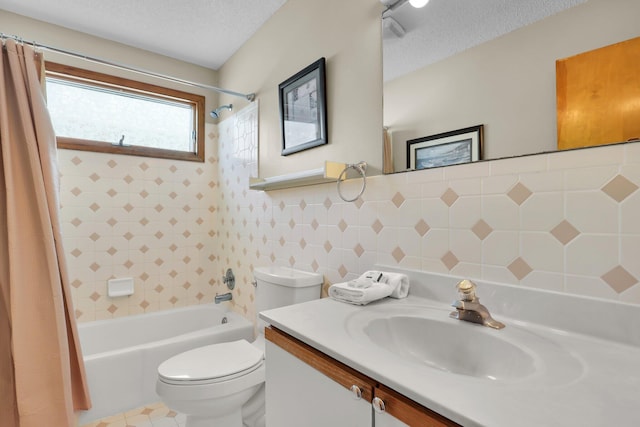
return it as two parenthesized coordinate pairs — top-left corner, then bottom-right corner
(265, 327), (460, 427)
(265, 327), (374, 427)
(374, 405), (410, 427)
(374, 385), (460, 427)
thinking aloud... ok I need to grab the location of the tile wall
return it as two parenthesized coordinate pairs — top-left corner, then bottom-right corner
(59, 125), (224, 322)
(217, 110), (640, 326)
(59, 103), (640, 324)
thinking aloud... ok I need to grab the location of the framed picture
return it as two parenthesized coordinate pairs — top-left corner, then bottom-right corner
(406, 125), (483, 170)
(279, 58), (327, 156)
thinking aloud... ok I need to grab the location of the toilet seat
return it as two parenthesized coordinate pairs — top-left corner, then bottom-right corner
(158, 339), (264, 386)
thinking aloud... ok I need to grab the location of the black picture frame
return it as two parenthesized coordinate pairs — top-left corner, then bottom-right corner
(279, 58), (327, 156)
(406, 125), (484, 170)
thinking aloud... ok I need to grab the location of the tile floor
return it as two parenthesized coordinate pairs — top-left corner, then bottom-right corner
(80, 402), (185, 427)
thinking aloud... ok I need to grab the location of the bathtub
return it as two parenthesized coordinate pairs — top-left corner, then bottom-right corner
(76, 304), (254, 425)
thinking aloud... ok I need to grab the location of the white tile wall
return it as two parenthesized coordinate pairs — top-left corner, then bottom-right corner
(59, 103), (640, 323)
(215, 115), (640, 311)
(59, 126), (223, 322)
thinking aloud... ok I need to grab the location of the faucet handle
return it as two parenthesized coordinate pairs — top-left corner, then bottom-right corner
(222, 268), (235, 290)
(456, 279), (477, 301)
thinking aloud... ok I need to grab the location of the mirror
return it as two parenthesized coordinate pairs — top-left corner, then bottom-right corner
(381, 0), (640, 173)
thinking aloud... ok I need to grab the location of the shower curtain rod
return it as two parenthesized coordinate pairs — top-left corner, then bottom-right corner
(0, 33), (256, 102)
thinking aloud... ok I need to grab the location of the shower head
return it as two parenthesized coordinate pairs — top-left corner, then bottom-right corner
(210, 104), (233, 119)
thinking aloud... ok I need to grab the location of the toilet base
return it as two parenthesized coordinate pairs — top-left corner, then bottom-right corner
(186, 409), (241, 427)
(157, 371), (263, 427)
(241, 383), (265, 427)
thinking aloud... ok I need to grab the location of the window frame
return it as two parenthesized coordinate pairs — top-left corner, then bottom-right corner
(45, 61), (206, 162)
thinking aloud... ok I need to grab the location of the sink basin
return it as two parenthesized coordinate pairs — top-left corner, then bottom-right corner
(345, 304), (584, 384)
(364, 315), (535, 380)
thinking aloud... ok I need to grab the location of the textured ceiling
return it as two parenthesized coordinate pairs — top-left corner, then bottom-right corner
(0, 0), (587, 77)
(0, 0), (287, 70)
(383, 0), (588, 81)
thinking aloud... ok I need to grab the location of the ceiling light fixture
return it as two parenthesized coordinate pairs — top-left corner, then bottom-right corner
(409, 0), (429, 8)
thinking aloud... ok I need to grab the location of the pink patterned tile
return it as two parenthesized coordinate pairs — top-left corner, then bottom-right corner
(601, 175), (638, 202)
(441, 251), (459, 270)
(414, 219), (430, 237)
(471, 219), (493, 240)
(507, 182), (532, 206)
(551, 220), (580, 245)
(371, 219), (384, 234)
(391, 192), (405, 208)
(392, 247), (405, 263)
(601, 266), (638, 293)
(508, 257), (533, 280)
(441, 188), (459, 207)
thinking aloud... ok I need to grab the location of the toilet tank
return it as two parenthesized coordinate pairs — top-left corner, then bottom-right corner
(253, 266), (323, 314)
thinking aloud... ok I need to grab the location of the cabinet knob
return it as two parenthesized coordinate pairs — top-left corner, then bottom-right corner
(372, 396), (386, 413)
(350, 384), (362, 400)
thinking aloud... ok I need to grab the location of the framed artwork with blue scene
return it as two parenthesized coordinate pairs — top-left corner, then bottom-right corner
(407, 125), (483, 170)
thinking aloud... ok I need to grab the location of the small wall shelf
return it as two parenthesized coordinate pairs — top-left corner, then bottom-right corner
(249, 161), (345, 191)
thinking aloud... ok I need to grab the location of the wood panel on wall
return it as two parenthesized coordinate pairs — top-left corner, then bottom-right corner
(557, 36), (640, 150)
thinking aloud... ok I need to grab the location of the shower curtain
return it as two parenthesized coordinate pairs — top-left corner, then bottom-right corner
(0, 39), (90, 426)
(383, 127), (394, 174)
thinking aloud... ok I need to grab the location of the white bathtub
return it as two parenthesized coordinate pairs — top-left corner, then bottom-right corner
(77, 304), (254, 425)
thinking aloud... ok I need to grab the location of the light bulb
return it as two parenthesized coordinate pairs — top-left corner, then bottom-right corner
(409, 0), (429, 8)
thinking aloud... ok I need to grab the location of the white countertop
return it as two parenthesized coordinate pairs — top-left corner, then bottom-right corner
(259, 268), (640, 427)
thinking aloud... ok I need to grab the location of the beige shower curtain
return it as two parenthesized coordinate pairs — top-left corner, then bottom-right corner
(383, 127), (394, 174)
(0, 39), (91, 426)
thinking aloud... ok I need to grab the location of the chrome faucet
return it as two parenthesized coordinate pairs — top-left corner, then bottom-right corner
(215, 292), (233, 304)
(449, 279), (505, 329)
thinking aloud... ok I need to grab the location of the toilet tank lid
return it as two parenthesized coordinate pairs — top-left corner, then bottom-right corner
(253, 266), (323, 288)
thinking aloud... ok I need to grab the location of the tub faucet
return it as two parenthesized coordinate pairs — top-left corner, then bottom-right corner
(215, 292), (233, 304)
(449, 279), (505, 329)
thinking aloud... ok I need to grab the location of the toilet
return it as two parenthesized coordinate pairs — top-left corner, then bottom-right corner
(156, 266), (323, 427)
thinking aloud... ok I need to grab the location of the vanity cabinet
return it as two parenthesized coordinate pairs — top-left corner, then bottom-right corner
(265, 326), (459, 427)
(265, 326), (373, 426)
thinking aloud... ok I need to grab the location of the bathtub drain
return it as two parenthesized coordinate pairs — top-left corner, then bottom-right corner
(221, 316), (228, 324)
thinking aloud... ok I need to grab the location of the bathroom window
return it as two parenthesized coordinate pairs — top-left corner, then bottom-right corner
(45, 62), (205, 162)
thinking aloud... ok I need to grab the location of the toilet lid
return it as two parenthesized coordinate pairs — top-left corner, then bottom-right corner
(158, 339), (264, 384)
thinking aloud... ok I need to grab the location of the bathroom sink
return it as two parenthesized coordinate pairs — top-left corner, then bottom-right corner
(364, 315), (535, 380)
(345, 304), (584, 384)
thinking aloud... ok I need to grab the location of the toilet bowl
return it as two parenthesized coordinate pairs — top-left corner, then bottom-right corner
(157, 339), (265, 427)
(156, 266), (323, 427)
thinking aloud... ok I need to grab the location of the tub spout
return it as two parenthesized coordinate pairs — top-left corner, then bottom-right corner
(215, 292), (232, 304)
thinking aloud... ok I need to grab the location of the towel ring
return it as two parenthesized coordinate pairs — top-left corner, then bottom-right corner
(337, 161), (367, 202)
